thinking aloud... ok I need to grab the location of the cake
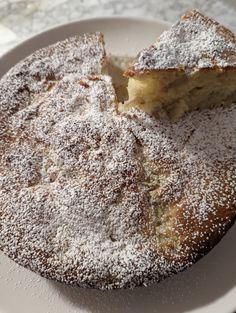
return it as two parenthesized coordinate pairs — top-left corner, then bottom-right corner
(124, 10), (236, 120)
(0, 20), (236, 290)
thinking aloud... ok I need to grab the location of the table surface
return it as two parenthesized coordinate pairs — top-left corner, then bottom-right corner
(1, 0), (236, 56)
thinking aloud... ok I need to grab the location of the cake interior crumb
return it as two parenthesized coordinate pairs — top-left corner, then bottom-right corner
(107, 54), (133, 103)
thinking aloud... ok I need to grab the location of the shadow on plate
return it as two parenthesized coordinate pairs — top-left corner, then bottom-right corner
(49, 224), (236, 313)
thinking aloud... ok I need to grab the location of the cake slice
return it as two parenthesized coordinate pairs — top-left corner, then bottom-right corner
(123, 10), (236, 120)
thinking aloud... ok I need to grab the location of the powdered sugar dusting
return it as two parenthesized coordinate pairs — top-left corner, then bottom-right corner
(133, 10), (236, 72)
(0, 32), (236, 289)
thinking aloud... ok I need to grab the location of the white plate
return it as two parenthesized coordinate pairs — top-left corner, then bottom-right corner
(0, 17), (236, 313)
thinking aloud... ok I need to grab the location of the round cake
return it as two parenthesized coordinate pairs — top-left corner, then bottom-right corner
(0, 32), (236, 290)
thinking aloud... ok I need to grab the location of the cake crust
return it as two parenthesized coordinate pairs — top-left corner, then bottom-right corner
(125, 10), (236, 76)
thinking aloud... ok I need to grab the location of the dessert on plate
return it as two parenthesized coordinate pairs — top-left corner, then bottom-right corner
(0, 11), (235, 289)
(124, 10), (236, 120)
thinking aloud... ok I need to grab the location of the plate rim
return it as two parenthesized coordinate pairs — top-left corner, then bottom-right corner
(0, 16), (171, 65)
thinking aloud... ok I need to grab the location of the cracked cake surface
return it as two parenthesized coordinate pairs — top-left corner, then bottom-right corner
(0, 29), (236, 289)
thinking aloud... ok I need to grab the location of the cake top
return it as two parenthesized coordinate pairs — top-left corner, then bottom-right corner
(1, 72), (235, 288)
(127, 10), (236, 74)
(0, 32), (106, 122)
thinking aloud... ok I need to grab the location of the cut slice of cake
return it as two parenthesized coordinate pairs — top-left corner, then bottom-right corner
(123, 10), (236, 120)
